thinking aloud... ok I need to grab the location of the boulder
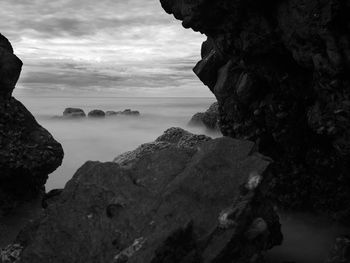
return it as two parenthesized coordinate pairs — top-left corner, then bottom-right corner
(14, 128), (282, 263)
(0, 34), (63, 216)
(160, 0), (350, 221)
(63, 108), (86, 118)
(88, 109), (105, 118)
(189, 102), (219, 130)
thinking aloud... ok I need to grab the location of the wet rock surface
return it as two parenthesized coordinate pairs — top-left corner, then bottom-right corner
(189, 102), (219, 130)
(160, 0), (350, 221)
(14, 128), (282, 263)
(0, 34), (63, 216)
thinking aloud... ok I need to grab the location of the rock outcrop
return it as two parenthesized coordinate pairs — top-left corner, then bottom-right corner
(0, 33), (63, 215)
(88, 109), (106, 118)
(106, 109), (140, 117)
(160, 0), (350, 221)
(13, 128), (282, 263)
(63, 108), (86, 118)
(189, 102), (219, 130)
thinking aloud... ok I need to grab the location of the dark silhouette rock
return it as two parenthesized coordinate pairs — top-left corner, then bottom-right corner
(88, 109), (105, 118)
(189, 102), (219, 130)
(0, 33), (22, 99)
(63, 108), (86, 118)
(14, 128), (282, 263)
(0, 34), (63, 216)
(160, 0), (350, 221)
(106, 110), (120, 116)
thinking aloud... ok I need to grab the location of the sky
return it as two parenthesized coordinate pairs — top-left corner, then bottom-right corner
(0, 0), (211, 97)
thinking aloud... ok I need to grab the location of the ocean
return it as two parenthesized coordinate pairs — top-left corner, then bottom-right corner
(17, 96), (220, 190)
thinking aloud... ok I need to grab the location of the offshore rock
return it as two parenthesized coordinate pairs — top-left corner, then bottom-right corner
(15, 128), (282, 263)
(0, 34), (63, 215)
(63, 108), (86, 118)
(189, 102), (219, 130)
(160, 0), (350, 221)
(88, 109), (106, 118)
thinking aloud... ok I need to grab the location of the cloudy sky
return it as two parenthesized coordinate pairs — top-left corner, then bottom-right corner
(0, 0), (211, 97)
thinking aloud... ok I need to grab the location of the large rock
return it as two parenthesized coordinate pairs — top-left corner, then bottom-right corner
(0, 34), (22, 99)
(189, 102), (219, 130)
(63, 108), (86, 118)
(0, 34), (63, 216)
(160, 0), (350, 221)
(14, 128), (282, 263)
(88, 109), (105, 118)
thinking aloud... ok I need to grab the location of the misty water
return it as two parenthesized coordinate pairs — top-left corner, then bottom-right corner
(18, 96), (220, 190)
(17, 96), (349, 262)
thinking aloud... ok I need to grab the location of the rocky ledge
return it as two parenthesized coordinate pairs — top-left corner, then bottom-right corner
(8, 128), (282, 263)
(0, 33), (63, 216)
(160, 0), (350, 222)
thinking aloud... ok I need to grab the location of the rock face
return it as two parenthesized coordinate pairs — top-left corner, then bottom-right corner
(0, 34), (63, 215)
(189, 102), (219, 130)
(88, 109), (106, 118)
(63, 108), (86, 118)
(15, 128), (282, 263)
(160, 0), (350, 221)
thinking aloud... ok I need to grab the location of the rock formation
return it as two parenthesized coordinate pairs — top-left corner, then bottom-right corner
(88, 109), (106, 118)
(63, 108), (86, 118)
(189, 102), (219, 130)
(160, 0), (350, 221)
(0, 33), (63, 216)
(11, 128), (282, 263)
(106, 109), (140, 117)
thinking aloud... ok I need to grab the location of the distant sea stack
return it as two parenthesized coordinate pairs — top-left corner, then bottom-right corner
(160, 0), (350, 221)
(0, 33), (63, 216)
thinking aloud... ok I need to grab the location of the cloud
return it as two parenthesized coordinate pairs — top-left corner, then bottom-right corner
(0, 0), (211, 97)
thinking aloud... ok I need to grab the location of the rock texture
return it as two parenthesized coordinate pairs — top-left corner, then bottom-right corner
(189, 102), (219, 130)
(0, 33), (63, 215)
(14, 128), (282, 263)
(326, 236), (350, 263)
(160, 0), (350, 221)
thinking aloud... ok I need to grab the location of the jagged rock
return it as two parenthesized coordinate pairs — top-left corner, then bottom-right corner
(189, 102), (219, 130)
(88, 109), (105, 118)
(326, 236), (350, 263)
(14, 128), (282, 263)
(0, 34), (63, 216)
(160, 0), (350, 221)
(63, 108), (86, 118)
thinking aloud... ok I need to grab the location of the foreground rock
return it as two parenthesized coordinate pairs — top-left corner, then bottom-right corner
(0, 33), (63, 216)
(15, 128), (282, 263)
(88, 109), (105, 118)
(161, 0), (350, 221)
(189, 102), (219, 130)
(63, 108), (86, 118)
